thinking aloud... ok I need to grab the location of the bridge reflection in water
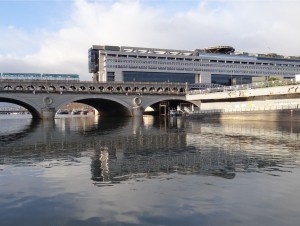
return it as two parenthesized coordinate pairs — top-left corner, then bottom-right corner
(1, 116), (299, 186)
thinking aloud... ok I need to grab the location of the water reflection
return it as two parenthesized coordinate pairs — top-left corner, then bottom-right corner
(1, 116), (299, 182)
(1, 116), (300, 226)
(0, 117), (39, 145)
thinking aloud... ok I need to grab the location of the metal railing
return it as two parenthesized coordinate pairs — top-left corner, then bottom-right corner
(188, 79), (299, 95)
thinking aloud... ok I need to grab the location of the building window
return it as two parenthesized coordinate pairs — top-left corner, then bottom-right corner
(107, 72), (115, 81)
(123, 71), (195, 83)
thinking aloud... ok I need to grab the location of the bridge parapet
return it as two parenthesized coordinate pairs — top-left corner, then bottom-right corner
(0, 80), (187, 95)
(187, 83), (300, 101)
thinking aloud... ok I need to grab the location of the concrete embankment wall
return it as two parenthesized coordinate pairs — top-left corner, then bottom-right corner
(186, 84), (300, 122)
(199, 97), (300, 112)
(187, 109), (300, 122)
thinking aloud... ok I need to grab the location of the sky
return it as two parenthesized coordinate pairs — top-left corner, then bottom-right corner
(0, 0), (300, 81)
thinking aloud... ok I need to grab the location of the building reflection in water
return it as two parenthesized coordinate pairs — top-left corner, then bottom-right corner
(91, 147), (110, 183)
(1, 115), (300, 186)
(89, 117), (300, 186)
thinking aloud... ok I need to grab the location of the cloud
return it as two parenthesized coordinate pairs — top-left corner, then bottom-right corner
(0, 0), (300, 81)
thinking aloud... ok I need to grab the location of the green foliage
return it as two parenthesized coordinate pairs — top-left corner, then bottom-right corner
(268, 77), (279, 81)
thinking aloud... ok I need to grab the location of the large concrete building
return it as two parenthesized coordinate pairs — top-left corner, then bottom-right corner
(88, 45), (300, 85)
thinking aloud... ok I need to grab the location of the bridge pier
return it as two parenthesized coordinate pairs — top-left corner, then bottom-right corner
(131, 106), (143, 117)
(131, 97), (143, 117)
(41, 107), (56, 120)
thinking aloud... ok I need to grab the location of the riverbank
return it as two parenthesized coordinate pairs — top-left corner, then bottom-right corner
(185, 109), (300, 122)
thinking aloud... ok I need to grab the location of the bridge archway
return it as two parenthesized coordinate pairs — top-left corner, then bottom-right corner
(0, 97), (40, 118)
(143, 98), (198, 116)
(57, 97), (132, 117)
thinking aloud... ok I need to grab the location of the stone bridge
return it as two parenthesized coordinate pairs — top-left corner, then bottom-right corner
(0, 80), (197, 119)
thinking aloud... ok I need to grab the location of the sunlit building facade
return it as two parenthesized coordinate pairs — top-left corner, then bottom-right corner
(88, 45), (300, 85)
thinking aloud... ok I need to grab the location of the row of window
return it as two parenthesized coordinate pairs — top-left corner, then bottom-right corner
(122, 71), (195, 83)
(107, 65), (300, 74)
(104, 53), (300, 67)
(106, 65), (295, 76)
(105, 58), (300, 71)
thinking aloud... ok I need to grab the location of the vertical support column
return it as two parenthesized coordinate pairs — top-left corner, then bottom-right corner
(159, 101), (169, 116)
(195, 73), (201, 83)
(132, 106), (143, 117)
(93, 72), (99, 82)
(41, 107), (56, 120)
(199, 73), (211, 84)
(99, 53), (106, 82)
(41, 96), (56, 120)
(131, 97), (143, 117)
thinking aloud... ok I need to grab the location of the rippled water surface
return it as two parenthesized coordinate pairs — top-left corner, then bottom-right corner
(1, 115), (300, 226)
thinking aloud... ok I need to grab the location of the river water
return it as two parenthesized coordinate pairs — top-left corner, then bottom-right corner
(0, 114), (300, 226)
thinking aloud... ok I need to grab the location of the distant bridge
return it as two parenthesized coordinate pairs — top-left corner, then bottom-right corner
(0, 106), (28, 114)
(0, 80), (196, 119)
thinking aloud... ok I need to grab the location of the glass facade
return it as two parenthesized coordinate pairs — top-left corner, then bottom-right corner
(211, 74), (252, 86)
(88, 48), (99, 73)
(123, 71), (195, 83)
(107, 72), (115, 81)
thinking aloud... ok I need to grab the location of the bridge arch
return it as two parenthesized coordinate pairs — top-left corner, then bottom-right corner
(89, 86), (95, 91)
(49, 85), (56, 91)
(57, 96), (133, 117)
(38, 85), (46, 91)
(4, 85), (13, 90)
(27, 85), (35, 90)
(141, 96), (198, 115)
(149, 87), (155, 92)
(125, 87), (131, 92)
(16, 85), (24, 90)
(107, 86), (114, 92)
(0, 97), (41, 118)
(79, 86), (86, 91)
(116, 86), (123, 92)
(172, 87), (178, 92)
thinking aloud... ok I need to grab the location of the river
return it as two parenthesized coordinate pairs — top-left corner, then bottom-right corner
(0, 114), (300, 226)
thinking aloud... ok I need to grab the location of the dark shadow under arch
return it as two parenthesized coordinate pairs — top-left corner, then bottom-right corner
(73, 98), (131, 117)
(146, 99), (195, 116)
(0, 98), (40, 118)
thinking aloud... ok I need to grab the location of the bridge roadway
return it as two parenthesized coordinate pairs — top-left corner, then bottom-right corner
(0, 80), (195, 119)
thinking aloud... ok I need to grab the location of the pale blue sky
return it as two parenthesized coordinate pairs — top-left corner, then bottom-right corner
(0, 0), (201, 33)
(0, 1), (71, 31)
(0, 0), (299, 80)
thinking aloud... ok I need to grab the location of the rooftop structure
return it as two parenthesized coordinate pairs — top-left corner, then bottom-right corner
(88, 45), (300, 85)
